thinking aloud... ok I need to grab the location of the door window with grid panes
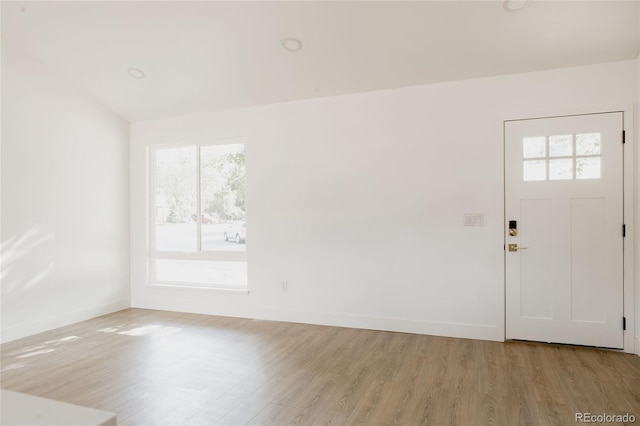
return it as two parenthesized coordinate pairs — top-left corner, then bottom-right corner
(522, 133), (601, 181)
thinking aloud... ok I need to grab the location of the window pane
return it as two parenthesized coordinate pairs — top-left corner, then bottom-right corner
(576, 157), (601, 179)
(549, 159), (573, 180)
(549, 135), (572, 157)
(523, 137), (546, 158)
(523, 160), (546, 181)
(200, 144), (246, 252)
(156, 260), (247, 288)
(576, 133), (601, 155)
(155, 147), (197, 251)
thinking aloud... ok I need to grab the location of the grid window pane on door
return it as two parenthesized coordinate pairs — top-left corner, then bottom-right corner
(576, 157), (601, 179)
(549, 135), (572, 157)
(150, 140), (247, 290)
(549, 158), (573, 181)
(523, 160), (546, 181)
(523, 137), (546, 158)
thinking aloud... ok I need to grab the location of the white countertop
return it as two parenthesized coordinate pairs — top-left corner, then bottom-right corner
(1, 390), (117, 426)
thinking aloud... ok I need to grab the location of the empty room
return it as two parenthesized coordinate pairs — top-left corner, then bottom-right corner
(1, 1), (640, 425)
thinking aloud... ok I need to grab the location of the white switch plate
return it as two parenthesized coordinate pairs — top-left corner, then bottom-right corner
(464, 213), (484, 226)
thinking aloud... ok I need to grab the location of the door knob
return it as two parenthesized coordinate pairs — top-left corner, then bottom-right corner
(508, 244), (528, 252)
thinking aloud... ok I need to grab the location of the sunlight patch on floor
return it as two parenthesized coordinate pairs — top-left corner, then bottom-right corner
(16, 348), (56, 358)
(0, 362), (27, 373)
(98, 323), (182, 337)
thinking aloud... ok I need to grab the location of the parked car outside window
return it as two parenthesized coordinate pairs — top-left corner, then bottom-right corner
(224, 222), (246, 243)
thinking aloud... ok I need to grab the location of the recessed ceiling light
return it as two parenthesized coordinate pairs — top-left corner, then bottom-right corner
(127, 68), (146, 79)
(281, 38), (302, 52)
(503, 0), (530, 12)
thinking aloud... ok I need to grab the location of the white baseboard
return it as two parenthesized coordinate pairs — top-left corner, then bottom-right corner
(256, 308), (503, 342)
(636, 338), (640, 357)
(1, 299), (130, 344)
(132, 299), (503, 342)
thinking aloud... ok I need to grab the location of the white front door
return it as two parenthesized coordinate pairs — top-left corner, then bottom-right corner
(505, 112), (624, 349)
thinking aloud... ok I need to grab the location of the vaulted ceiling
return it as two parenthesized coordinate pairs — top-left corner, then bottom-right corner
(2, 1), (639, 122)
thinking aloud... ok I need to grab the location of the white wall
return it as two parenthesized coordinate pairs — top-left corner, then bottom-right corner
(1, 42), (130, 343)
(637, 53), (640, 356)
(131, 60), (637, 344)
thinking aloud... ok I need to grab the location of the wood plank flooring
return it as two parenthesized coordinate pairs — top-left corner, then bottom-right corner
(1, 309), (639, 425)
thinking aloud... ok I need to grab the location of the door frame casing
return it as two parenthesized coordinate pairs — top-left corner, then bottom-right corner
(502, 104), (636, 354)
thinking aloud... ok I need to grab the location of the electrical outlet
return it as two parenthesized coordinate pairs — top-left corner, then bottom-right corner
(281, 281), (288, 292)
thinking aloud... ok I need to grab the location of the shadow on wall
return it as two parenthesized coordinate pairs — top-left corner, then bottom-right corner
(1, 226), (55, 313)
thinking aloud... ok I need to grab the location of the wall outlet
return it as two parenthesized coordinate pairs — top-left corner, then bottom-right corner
(280, 281), (288, 292)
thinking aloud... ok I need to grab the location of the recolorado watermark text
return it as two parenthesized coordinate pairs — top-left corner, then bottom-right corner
(575, 413), (636, 423)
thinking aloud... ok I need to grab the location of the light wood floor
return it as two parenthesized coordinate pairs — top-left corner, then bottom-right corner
(1, 309), (639, 425)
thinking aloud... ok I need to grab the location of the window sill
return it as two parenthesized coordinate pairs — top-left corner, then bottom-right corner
(146, 282), (250, 295)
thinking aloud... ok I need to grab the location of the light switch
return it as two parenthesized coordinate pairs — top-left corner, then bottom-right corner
(464, 213), (484, 227)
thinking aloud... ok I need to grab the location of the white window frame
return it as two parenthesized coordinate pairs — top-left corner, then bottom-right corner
(148, 137), (248, 293)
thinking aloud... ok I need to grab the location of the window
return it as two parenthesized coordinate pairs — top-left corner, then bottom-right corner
(149, 139), (247, 291)
(522, 133), (601, 181)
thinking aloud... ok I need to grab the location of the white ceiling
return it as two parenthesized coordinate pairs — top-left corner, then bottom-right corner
(2, 1), (639, 122)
